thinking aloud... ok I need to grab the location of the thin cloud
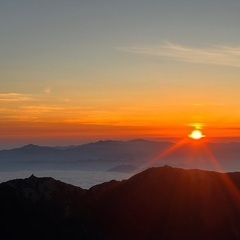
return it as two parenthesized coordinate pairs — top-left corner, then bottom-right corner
(119, 42), (240, 67)
(0, 93), (31, 102)
(21, 106), (64, 112)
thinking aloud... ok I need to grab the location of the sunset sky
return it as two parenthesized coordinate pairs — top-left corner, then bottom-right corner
(1, 1), (240, 148)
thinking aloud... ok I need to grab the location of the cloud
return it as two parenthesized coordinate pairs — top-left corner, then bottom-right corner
(21, 106), (64, 112)
(119, 42), (240, 67)
(0, 93), (31, 102)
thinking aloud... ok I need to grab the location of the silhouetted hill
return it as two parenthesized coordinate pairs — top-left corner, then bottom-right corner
(1, 166), (240, 239)
(0, 140), (172, 171)
(88, 166), (240, 240)
(62, 139), (169, 163)
(1, 140), (240, 171)
(0, 144), (61, 162)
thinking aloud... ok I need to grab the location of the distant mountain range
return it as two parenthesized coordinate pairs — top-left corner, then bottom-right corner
(1, 166), (240, 240)
(0, 139), (240, 172)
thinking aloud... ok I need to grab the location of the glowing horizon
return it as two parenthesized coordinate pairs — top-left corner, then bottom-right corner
(0, 1), (239, 148)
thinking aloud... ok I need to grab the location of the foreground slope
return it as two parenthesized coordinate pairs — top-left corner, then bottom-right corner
(1, 166), (240, 239)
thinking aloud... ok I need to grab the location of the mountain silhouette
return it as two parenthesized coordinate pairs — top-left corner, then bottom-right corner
(1, 140), (240, 171)
(1, 166), (240, 239)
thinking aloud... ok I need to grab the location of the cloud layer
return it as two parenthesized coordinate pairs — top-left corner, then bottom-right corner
(120, 42), (240, 67)
(0, 93), (31, 102)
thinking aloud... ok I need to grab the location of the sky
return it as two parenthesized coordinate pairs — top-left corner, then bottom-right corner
(0, 0), (240, 148)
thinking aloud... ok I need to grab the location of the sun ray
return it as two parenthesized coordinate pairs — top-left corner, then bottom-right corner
(134, 128), (240, 208)
(138, 138), (191, 171)
(200, 143), (240, 203)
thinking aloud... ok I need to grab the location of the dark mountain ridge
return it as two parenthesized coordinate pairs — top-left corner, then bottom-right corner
(1, 139), (240, 171)
(0, 140), (172, 171)
(1, 166), (240, 239)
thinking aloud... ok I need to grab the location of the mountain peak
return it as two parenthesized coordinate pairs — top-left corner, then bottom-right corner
(29, 174), (37, 179)
(22, 144), (40, 149)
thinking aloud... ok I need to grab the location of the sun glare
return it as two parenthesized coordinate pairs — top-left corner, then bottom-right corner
(189, 129), (205, 140)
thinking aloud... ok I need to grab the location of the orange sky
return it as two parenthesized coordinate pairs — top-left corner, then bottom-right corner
(0, 82), (240, 148)
(0, 118), (239, 149)
(1, 1), (240, 148)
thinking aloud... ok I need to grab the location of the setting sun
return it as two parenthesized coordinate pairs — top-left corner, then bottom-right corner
(189, 129), (205, 140)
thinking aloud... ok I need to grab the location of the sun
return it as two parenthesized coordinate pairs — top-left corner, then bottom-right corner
(189, 129), (205, 140)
